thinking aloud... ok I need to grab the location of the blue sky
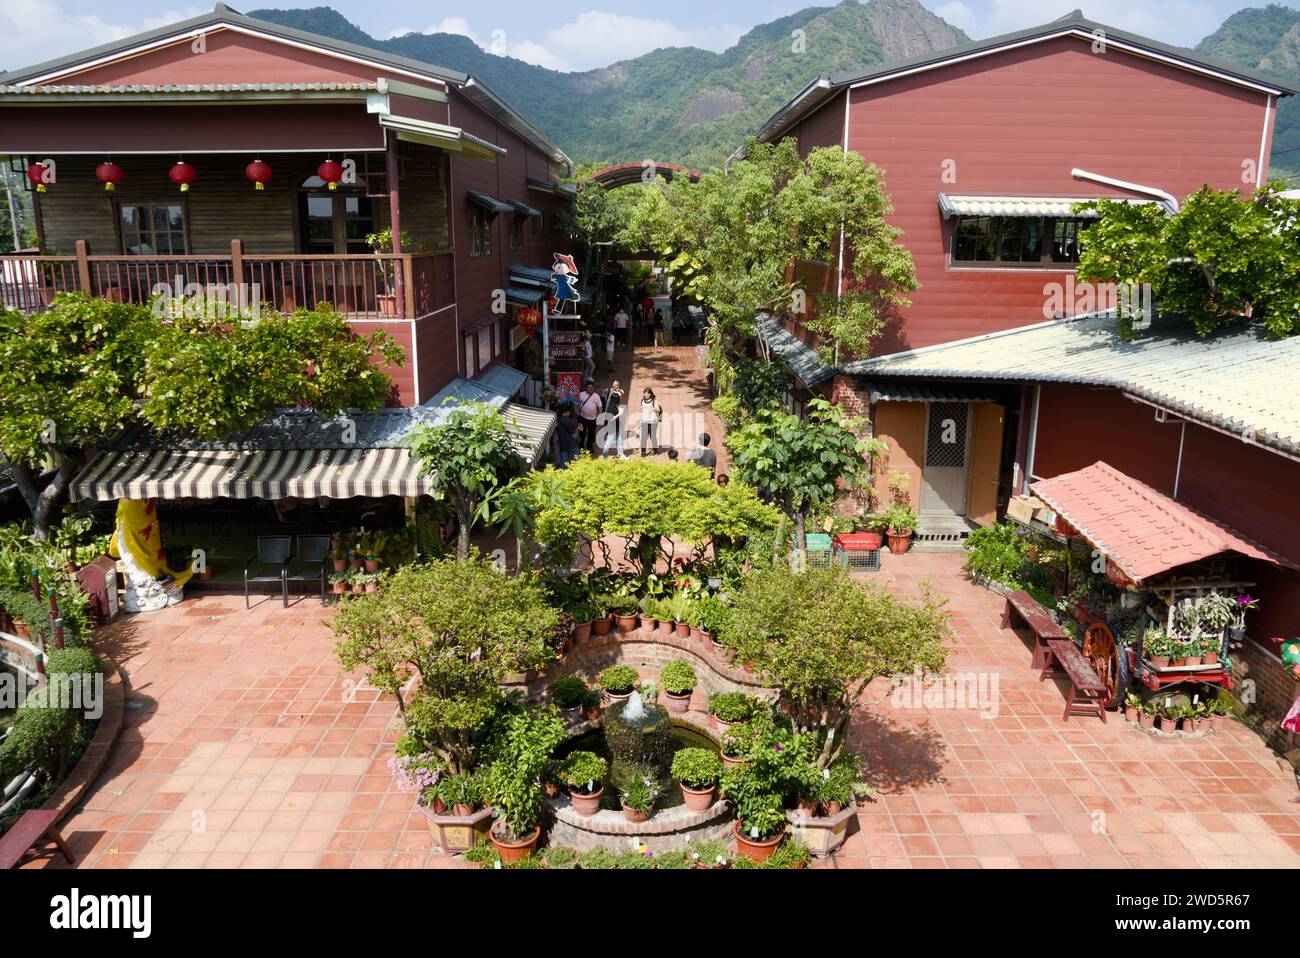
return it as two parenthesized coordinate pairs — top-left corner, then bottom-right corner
(0, 0), (1286, 74)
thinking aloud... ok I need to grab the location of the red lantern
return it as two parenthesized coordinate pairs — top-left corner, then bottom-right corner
(244, 159), (272, 191)
(317, 158), (343, 191)
(26, 162), (51, 193)
(95, 161), (124, 192)
(517, 307), (541, 329)
(169, 161), (196, 192)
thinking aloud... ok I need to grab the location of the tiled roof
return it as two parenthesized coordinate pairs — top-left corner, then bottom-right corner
(1030, 461), (1292, 582)
(845, 313), (1300, 457)
(754, 313), (835, 388)
(0, 82), (377, 95)
(864, 381), (1002, 404)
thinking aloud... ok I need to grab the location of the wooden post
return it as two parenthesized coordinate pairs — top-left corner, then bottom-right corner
(230, 238), (244, 286)
(74, 239), (91, 294)
(402, 255), (415, 318)
(385, 135), (405, 318)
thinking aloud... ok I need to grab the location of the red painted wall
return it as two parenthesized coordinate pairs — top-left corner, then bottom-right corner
(788, 34), (1275, 354)
(1034, 383), (1300, 643)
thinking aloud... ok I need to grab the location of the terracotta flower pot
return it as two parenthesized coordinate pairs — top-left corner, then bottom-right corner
(657, 619), (675, 637)
(1183, 655), (1202, 667)
(364, 582), (377, 593)
(364, 559), (380, 572)
(491, 824), (540, 862)
(674, 621), (691, 639)
(568, 785), (604, 817)
(330, 584), (346, 595)
(429, 796), (448, 815)
(1184, 719), (1200, 734)
(452, 803), (476, 817)
(721, 752), (748, 770)
(1151, 655), (1171, 668)
(1203, 651), (1219, 665)
(640, 616), (658, 632)
(734, 821), (783, 862)
(332, 559), (347, 572)
(573, 620), (592, 643)
(605, 690), (633, 708)
(621, 801), (649, 823)
(592, 617), (612, 636)
(710, 714), (732, 735)
(698, 628), (712, 645)
(679, 783), (717, 812)
(886, 531), (912, 554)
(1138, 712), (1155, 729)
(561, 706), (583, 725)
(615, 613), (638, 633)
(663, 690), (692, 714)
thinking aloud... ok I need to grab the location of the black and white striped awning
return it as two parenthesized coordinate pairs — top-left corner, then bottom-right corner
(70, 446), (434, 502)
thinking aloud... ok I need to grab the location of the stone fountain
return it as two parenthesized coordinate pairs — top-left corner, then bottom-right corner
(603, 690), (675, 785)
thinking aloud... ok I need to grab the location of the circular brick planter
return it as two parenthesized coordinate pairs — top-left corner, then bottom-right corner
(546, 712), (734, 853)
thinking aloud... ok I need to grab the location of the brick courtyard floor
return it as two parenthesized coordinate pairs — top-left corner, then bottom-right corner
(21, 342), (1300, 869)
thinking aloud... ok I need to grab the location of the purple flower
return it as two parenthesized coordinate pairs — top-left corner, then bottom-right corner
(773, 743), (783, 752)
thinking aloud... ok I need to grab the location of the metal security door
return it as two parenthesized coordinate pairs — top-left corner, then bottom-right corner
(920, 401), (970, 515)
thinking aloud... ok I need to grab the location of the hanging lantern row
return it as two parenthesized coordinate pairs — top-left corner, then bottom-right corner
(26, 156), (352, 194)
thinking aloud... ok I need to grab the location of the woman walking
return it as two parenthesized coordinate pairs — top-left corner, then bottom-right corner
(601, 379), (629, 459)
(652, 309), (665, 348)
(639, 387), (663, 456)
(578, 378), (602, 454)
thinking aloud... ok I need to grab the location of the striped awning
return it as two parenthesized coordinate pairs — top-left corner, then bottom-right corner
(70, 446), (434, 502)
(936, 194), (1156, 219)
(505, 402), (557, 466)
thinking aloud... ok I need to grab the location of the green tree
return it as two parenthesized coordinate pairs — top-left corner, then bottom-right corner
(408, 402), (521, 560)
(724, 565), (949, 767)
(1077, 185), (1300, 339)
(0, 295), (403, 539)
(727, 397), (883, 551)
(618, 138), (917, 364)
(331, 555), (560, 776)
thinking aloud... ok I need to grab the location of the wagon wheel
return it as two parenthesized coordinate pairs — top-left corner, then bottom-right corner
(1082, 621), (1123, 708)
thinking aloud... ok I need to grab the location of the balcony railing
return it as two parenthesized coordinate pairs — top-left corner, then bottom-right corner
(0, 240), (455, 320)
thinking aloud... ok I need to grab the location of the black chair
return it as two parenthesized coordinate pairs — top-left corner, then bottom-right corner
(244, 535), (293, 608)
(287, 534), (331, 605)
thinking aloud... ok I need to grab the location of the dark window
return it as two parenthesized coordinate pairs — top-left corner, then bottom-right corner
(119, 204), (186, 254)
(951, 215), (1089, 267)
(469, 210), (493, 259)
(508, 215), (525, 252)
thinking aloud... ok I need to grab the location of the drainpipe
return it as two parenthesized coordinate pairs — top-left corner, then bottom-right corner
(1071, 168), (1179, 214)
(1023, 385), (1040, 492)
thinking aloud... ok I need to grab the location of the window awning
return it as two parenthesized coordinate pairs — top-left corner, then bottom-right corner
(378, 114), (503, 160)
(71, 446), (433, 501)
(507, 200), (543, 218)
(505, 286), (544, 306)
(1030, 461), (1297, 583)
(526, 177), (576, 196)
(509, 264), (554, 288)
(467, 190), (513, 215)
(936, 194), (1155, 219)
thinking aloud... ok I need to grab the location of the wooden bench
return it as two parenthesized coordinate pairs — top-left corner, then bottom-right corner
(1043, 639), (1107, 723)
(1001, 589), (1069, 670)
(0, 808), (75, 869)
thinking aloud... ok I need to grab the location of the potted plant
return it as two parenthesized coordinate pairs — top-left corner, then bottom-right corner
(664, 591), (692, 639)
(548, 675), (588, 723)
(462, 841), (499, 869)
(639, 596), (662, 632)
(670, 747), (722, 811)
(884, 503), (918, 554)
(766, 840), (812, 870)
(1196, 591), (1234, 655)
(1123, 691), (1142, 722)
(610, 594), (639, 632)
(687, 838), (730, 870)
(695, 595), (730, 647)
(559, 750), (607, 817)
(720, 721), (754, 769)
(1200, 632), (1223, 666)
(484, 708), (567, 862)
(364, 532), (386, 572)
(1136, 698), (1156, 730)
(729, 793), (786, 862)
(364, 228), (424, 316)
(1144, 628), (1173, 668)
(581, 688), (602, 723)
(330, 543), (348, 573)
(1229, 594), (1257, 643)
(568, 598), (593, 644)
(619, 775), (658, 823)
(328, 570), (350, 596)
(440, 771), (484, 817)
(1173, 638), (1201, 668)
(660, 659), (697, 714)
(352, 570), (380, 594)
(1204, 697), (1230, 732)
(591, 594), (613, 635)
(599, 665), (639, 706)
(708, 691), (751, 733)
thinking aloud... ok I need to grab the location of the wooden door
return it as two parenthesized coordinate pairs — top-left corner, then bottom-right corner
(965, 401), (1005, 526)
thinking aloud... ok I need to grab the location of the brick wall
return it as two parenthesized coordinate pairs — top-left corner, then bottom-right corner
(1234, 638), (1300, 755)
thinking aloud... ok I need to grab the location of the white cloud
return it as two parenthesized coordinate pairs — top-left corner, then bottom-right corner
(0, 1), (204, 73)
(390, 10), (744, 73)
(954, 0), (1222, 49)
(934, 1), (977, 35)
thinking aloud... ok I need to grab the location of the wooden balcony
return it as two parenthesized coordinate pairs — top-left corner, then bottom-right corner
(0, 240), (455, 320)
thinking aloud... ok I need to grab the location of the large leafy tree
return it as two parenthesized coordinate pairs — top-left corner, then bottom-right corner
(724, 565), (949, 768)
(0, 294), (404, 539)
(727, 397), (883, 551)
(1077, 185), (1300, 339)
(618, 137), (917, 364)
(332, 555), (559, 776)
(408, 402), (522, 560)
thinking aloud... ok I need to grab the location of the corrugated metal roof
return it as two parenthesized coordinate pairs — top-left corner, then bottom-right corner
(937, 194), (1150, 219)
(0, 82), (377, 95)
(846, 313), (1300, 457)
(754, 313), (835, 389)
(466, 190), (513, 214)
(1031, 461), (1294, 581)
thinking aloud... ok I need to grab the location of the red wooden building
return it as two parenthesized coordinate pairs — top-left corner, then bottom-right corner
(749, 11), (1300, 736)
(0, 3), (574, 404)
